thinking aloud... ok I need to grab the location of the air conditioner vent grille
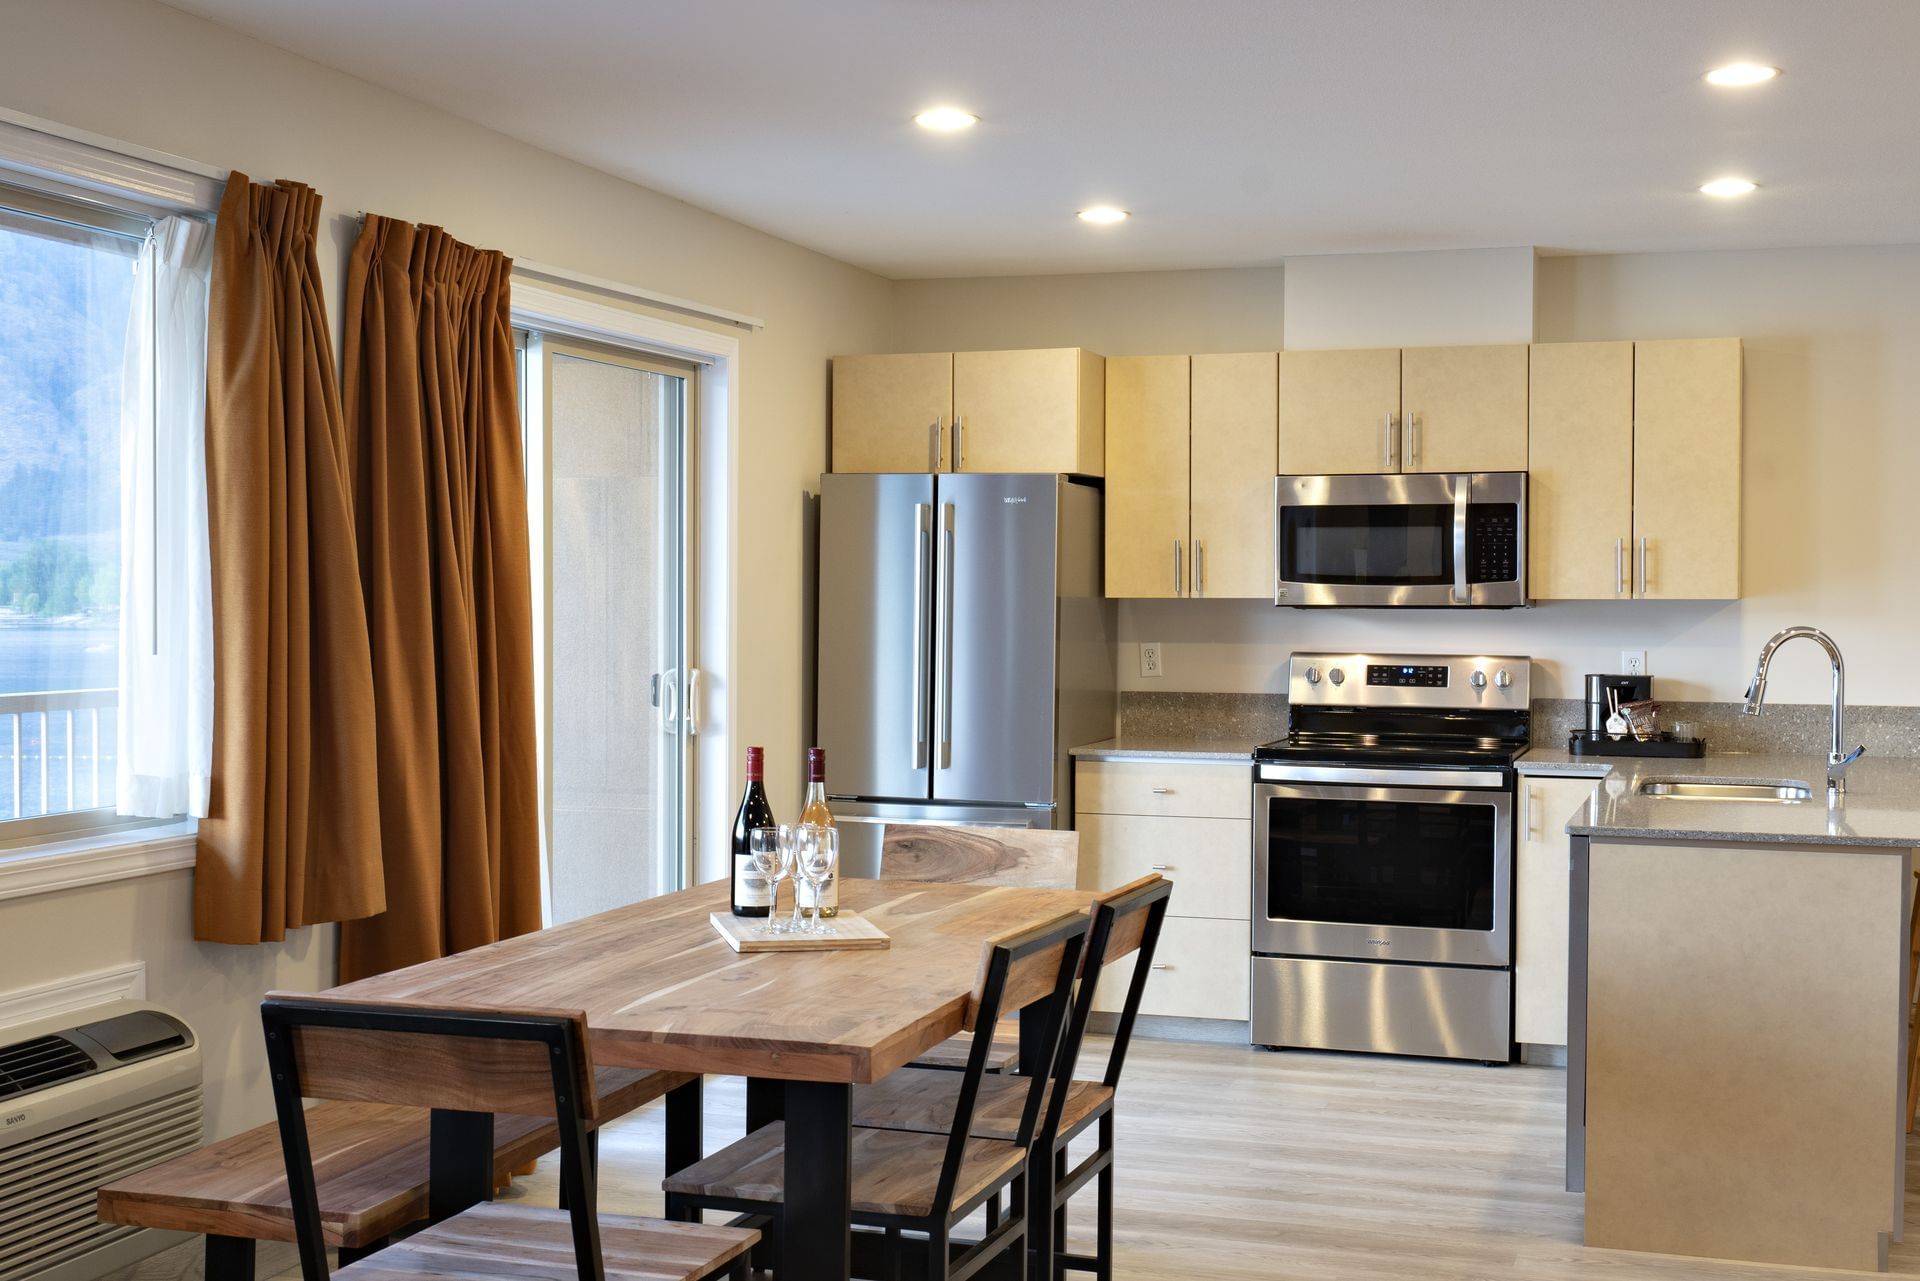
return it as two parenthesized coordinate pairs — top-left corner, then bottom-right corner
(0, 1035), (95, 1100)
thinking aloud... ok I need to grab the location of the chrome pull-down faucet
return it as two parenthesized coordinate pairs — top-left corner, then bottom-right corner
(1741, 626), (1866, 796)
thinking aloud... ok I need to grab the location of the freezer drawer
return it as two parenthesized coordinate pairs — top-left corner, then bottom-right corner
(1251, 956), (1512, 1061)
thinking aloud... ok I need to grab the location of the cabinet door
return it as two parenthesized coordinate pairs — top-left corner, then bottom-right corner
(1633, 338), (1743, 599)
(1528, 343), (1633, 600)
(953, 348), (1101, 475)
(1276, 348), (1401, 475)
(831, 353), (952, 473)
(1400, 344), (1529, 473)
(1190, 353), (1278, 599)
(1514, 775), (1600, 1046)
(1103, 356), (1191, 598)
(1092, 916), (1251, 1020)
(1078, 813), (1251, 921)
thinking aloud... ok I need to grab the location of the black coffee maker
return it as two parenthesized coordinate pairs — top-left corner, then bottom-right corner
(1584, 673), (1653, 734)
(1569, 671), (1703, 757)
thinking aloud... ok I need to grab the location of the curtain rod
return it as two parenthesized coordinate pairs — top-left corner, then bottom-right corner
(349, 211), (764, 331)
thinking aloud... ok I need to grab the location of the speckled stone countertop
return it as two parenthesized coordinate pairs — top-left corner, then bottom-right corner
(1559, 753), (1920, 848)
(1069, 736), (1260, 762)
(1517, 748), (1624, 778)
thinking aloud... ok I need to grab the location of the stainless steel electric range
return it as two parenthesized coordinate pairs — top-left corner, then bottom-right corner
(1251, 651), (1531, 1063)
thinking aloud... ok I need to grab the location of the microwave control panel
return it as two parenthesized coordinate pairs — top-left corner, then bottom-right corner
(1468, 504), (1520, 583)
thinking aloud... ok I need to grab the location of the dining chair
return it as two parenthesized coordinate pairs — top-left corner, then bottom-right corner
(661, 907), (1091, 1281)
(851, 873), (1174, 1281)
(882, 822), (1081, 1071)
(259, 996), (758, 1281)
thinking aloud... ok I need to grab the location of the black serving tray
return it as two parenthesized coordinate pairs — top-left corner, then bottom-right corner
(1567, 730), (1706, 759)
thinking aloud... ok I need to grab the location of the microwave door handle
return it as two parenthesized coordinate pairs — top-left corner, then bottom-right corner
(1450, 475), (1470, 604)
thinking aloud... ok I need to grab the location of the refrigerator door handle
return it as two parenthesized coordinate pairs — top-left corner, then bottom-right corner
(911, 503), (931, 769)
(936, 501), (956, 769)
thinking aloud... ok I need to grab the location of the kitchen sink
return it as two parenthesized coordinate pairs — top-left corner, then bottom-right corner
(1636, 778), (1815, 803)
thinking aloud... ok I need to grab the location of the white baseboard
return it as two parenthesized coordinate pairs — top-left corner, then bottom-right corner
(0, 961), (147, 1028)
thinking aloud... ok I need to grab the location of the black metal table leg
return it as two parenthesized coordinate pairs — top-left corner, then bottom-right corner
(204, 1234), (255, 1281)
(782, 1080), (851, 1281)
(428, 1108), (495, 1222)
(666, 1076), (704, 1174)
(745, 1075), (784, 1131)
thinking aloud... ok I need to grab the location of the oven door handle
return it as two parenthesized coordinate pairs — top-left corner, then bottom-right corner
(1450, 474), (1470, 605)
(1256, 762), (1509, 790)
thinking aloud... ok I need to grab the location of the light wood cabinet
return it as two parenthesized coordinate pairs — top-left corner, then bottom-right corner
(1528, 342), (1634, 600)
(1190, 353), (1279, 598)
(830, 352), (954, 473)
(1514, 773), (1602, 1046)
(1277, 347), (1400, 475)
(830, 347), (1104, 476)
(1527, 338), (1743, 601)
(1075, 758), (1252, 1022)
(1400, 344), (1529, 473)
(952, 348), (1104, 476)
(1103, 356), (1190, 599)
(1633, 338), (1743, 599)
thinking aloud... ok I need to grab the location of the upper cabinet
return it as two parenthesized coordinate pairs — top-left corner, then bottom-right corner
(1104, 353), (1277, 599)
(830, 348), (1104, 476)
(1400, 344), (1529, 473)
(1277, 345), (1526, 475)
(1529, 337), (1743, 600)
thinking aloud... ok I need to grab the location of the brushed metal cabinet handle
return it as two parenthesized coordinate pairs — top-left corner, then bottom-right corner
(927, 417), (941, 473)
(1150, 786), (1172, 794)
(1381, 413), (1397, 470)
(1195, 539), (1206, 598)
(1639, 536), (1650, 596)
(954, 415), (965, 471)
(1614, 538), (1625, 597)
(1150, 963), (1171, 971)
(1408, 412), (1422, 471)
(1172, 540), (1184, 597)
(1149, 863), (1173, 871)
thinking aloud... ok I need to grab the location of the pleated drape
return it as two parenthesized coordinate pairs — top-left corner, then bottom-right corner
(337, 215), (540, 981)
(196, 175), (385, 942)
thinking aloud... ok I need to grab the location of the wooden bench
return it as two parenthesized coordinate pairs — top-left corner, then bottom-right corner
(97, 1065), (702, 1281)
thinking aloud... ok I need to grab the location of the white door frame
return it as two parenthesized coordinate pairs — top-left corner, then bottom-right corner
(510, 279), (740, 899)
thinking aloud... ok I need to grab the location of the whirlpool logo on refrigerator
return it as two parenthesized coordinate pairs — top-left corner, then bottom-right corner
(1003, 496), (1027, 504)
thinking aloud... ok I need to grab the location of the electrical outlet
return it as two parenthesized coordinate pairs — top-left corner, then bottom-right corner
(1621, 650), (1648, 677)
(1139, 642), (1164, 679)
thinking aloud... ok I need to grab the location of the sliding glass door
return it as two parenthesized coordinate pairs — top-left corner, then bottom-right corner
(519, 332), (696, 922)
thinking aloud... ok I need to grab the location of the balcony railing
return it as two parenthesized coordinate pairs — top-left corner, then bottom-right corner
(0, 689), (116, 821)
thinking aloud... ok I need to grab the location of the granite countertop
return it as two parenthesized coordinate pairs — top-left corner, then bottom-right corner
(1560, 753), (1920, 848)
(1069, 735), (1261, 762)
(1515, 748), (1616, 777)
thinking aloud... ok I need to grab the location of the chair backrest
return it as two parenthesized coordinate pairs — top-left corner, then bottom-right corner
(260, 996), (605, 1281)
(933, 907), (1089, 1219)
(880, 823), (1079, 889)
(1040, 874), (1173, 1143)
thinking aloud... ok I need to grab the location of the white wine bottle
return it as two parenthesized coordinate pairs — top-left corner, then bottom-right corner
(796, 746), (838, 917)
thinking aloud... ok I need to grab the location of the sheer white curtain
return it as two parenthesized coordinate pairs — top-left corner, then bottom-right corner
(117, 216), (213, 818)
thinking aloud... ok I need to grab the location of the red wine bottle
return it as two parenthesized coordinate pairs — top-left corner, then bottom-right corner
(731, 746), (775, 917)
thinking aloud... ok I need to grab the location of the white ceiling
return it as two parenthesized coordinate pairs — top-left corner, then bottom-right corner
(161, 0), (1920, 279)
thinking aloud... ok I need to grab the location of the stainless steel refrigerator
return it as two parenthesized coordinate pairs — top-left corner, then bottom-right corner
(816, 472), (1116, 878)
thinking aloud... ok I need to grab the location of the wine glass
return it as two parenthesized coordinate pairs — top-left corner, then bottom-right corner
(797, 824), (839, 935)
(748, 828), (788, 935)
(778, 824), (805, 934)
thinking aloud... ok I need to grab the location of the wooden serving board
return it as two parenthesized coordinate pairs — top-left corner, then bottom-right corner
(708, 911), (891, 953)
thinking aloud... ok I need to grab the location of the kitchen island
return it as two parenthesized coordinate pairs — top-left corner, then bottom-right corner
(1562, 754), (1920, 1272)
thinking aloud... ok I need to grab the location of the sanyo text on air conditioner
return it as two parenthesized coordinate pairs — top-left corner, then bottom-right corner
(0, 1003), (201, 1281)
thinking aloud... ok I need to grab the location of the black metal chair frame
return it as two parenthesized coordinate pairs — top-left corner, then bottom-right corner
(260, 999), (743, 1281)
(665, 911), (1090, 1281)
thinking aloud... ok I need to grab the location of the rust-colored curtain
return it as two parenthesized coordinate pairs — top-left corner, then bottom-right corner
(196, 175), (385, 942)
(337, 215), (540, 981)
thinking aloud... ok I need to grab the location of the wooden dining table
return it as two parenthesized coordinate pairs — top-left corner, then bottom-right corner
(318, 877), (1093, 1281)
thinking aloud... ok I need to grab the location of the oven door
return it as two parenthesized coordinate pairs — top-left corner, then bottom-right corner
(1273, 471), (1526, 607)
(1253, 765), (1512, 967)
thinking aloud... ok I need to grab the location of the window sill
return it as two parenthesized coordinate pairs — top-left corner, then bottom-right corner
(0, 820), (197, 903)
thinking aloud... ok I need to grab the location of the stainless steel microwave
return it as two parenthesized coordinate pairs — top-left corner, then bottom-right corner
(1273, 472), (1527, 607)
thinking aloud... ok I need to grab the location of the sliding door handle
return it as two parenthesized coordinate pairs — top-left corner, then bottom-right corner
(685, 668), (702, 736)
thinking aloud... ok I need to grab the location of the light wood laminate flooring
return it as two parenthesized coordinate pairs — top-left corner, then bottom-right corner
(105, 1036), (1920, 1280)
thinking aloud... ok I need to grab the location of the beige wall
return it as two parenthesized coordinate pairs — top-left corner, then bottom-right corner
(0, 0), (890, 1135)
(892, 245), (1920, 707)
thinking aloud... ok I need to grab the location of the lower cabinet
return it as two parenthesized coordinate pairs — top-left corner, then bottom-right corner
(1514, 773), (1604, 1046)
(1075, 758), (1252, 1022)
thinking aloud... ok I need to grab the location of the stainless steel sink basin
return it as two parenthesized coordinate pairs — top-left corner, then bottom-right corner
(1636, 778), (1815, 803)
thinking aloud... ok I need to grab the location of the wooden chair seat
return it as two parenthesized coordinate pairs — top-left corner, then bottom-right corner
(853, 1068), (1114, 1144)
(332, 1202), (753, 1281)
(663, 1121), (1025, 1220)
(97, 1066), (692, 1247)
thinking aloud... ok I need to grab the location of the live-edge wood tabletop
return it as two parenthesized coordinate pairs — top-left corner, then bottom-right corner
(319, 878), (1093, 1085)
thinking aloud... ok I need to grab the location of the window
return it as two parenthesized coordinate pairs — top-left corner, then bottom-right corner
(0, 183), (148, 840)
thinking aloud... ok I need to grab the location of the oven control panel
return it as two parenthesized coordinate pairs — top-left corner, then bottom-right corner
(1290, 652), (1531, 709)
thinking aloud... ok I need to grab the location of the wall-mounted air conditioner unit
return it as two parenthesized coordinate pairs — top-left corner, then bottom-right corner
(0, 1002), (201, 1281)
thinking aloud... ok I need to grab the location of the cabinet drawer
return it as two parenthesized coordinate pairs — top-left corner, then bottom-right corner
(1075, 760), (1250, 818)
(1093, 916), (1249, 1021)
(1077, 813), (1249, 921)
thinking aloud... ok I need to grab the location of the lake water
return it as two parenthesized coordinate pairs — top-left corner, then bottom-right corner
(0, 624), (118, 817)
(0, 623), (116, 694)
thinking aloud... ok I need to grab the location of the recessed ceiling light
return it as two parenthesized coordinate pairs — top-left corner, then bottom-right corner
(1699, 177), (1758, 198)
(913, 107), (978, 132)
(1705, 62), (1780, 87)
(1077, 206), (1130, 225)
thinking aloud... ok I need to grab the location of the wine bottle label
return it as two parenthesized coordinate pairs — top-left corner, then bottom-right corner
(734, 854), (771, 908)
(796, 870), (839, 913)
